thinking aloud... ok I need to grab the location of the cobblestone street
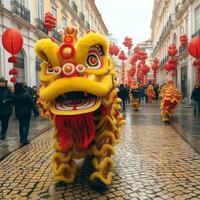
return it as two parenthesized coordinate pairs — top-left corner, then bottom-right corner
(0, 102), (200, 199)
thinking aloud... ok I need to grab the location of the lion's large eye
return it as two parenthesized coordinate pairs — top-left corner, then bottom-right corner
(85, 46), (103, 69)
(86, 53), (101, 69)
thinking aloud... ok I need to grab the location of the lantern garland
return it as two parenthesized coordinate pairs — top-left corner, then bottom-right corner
(180, 33), (188, 48)
(2, 28), (23, 83)
(188, 37), (200, 84)
(118, 50), (127, 84)
(166, 44), (178, 79)
(109, 43), (120, 56)
(44, 12), (57, 41)
(123, 36), (133, 55)
(152, 58), (159, 82)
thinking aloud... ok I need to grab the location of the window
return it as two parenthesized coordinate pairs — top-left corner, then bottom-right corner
(16, 0), (25, 5)
(51, 7), (57, 28)
(38, 0), (44, 20)
(72, 1), (78, 13)
(52, 7), (57, 18)
(15, 51), (25, 83)
(62, 17), (67, 29)
(195, 5), (200, 31)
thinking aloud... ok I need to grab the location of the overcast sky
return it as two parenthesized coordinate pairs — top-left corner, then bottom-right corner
(95, 0), (154, 47)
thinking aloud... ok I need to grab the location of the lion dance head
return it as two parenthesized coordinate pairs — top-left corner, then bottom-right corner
(35, 27), (124, 186)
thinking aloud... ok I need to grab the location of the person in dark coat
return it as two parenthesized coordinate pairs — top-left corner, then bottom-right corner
(138, 85), (145, 103)
(117, 84), (127, 111)
(154, 84), (159, 100)
(13, 83), (35, 145)
(191, 84), (200, 116)
(0, 77), (13, 140)
(32, 86), (39, 117)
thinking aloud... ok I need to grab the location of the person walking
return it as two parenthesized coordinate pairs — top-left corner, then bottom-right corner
(191, 84), (200, 116)
(138, 85), (145, 103)
(13, 83), (35, 145)
(117, 84), (127, 111)
(0, 77), (13, 140)
(154, 83), (159, 100)
(32, 86), (39, 117)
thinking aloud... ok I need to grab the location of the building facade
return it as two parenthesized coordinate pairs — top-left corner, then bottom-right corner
(151, 0), (200, 102)
(0, 0), (108, 86)
(137, 39), (154, 79)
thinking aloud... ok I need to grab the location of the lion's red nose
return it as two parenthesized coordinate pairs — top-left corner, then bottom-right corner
(62, 63), (86, 77)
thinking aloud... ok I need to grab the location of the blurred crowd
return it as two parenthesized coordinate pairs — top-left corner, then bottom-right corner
(0, 77), (39, 145)
(117, 82), (160, 111)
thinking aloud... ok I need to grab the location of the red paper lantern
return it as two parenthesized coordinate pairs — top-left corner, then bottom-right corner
(109, 43), (120, 56)
(193, 59), (200, 66)
(44, 12), (56, 31)
(138, 51), (147, 60)
(123, 36), (133, 50)
(134, 46), (140, 54)
(168, 59), (177, 70)
(180, 33), (188, 47)
(142, 65), (150, 75)
(118, 50), (127, 61)
(188, 37), (200, 58)
(9, 68), (18, 75)
(164, 63), (171, 71)
(10, 77), (16, 83)
(130, 55), (137, 65)
(168, 44), (177, 56)
(2, 28), (23, 56)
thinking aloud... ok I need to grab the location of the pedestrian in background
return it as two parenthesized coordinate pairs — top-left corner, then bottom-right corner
(117, 84), (127, 111)
(138, 84), (145, 103)
(13, 82), (34, 145)
(191, 84), (200, 116)
(0, 77), (13, 140)
(154, 83), (159, 100)
(32, 85), (39, 117)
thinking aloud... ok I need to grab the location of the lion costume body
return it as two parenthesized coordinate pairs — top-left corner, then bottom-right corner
(35, 27), (124, 186)
(146, 84), (155, 103)
(160, 81), (182, 122)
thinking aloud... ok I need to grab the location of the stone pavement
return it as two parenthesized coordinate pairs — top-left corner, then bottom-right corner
(0, 102), (200, 199)
(0, 116), (52, 161)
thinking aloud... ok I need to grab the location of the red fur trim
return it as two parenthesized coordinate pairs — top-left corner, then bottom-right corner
(55, 113), (95, 150)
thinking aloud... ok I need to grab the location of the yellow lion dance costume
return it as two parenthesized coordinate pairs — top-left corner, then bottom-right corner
(130, 82), (140, 111)
(160, 81), (182, 122)
(146, 84), (155, 103)
(35, 27), (124, 187)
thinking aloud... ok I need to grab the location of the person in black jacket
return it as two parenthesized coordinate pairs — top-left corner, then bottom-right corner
(191, 84), (200, 116)
(13, 83), (35, 145)
(0, 77), (13, 140)
(117, 84), (127, 111)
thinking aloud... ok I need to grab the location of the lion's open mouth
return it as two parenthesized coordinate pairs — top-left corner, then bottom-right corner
(50, 92), (102, 115)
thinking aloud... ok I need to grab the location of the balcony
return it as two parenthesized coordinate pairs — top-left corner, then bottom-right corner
(12, 0), (30, 23)
(52, 30), (62, 43)
(80, 12), (85, 21)
(192, 29), (200, 38)
(86, 21), (90, 30)
(179, 46), (187, 55)
(175, 3), (183, 19)
(35, 18), (48, 35)
(72, 1), (78, 13)
(159, 56), (169, 66)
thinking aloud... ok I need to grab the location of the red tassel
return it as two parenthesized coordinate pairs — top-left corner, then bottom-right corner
(55, 113), (95, 150)
(10, 77), (16, 83)
(9, 68), (18, 75)
(8, 56), (18, 63)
